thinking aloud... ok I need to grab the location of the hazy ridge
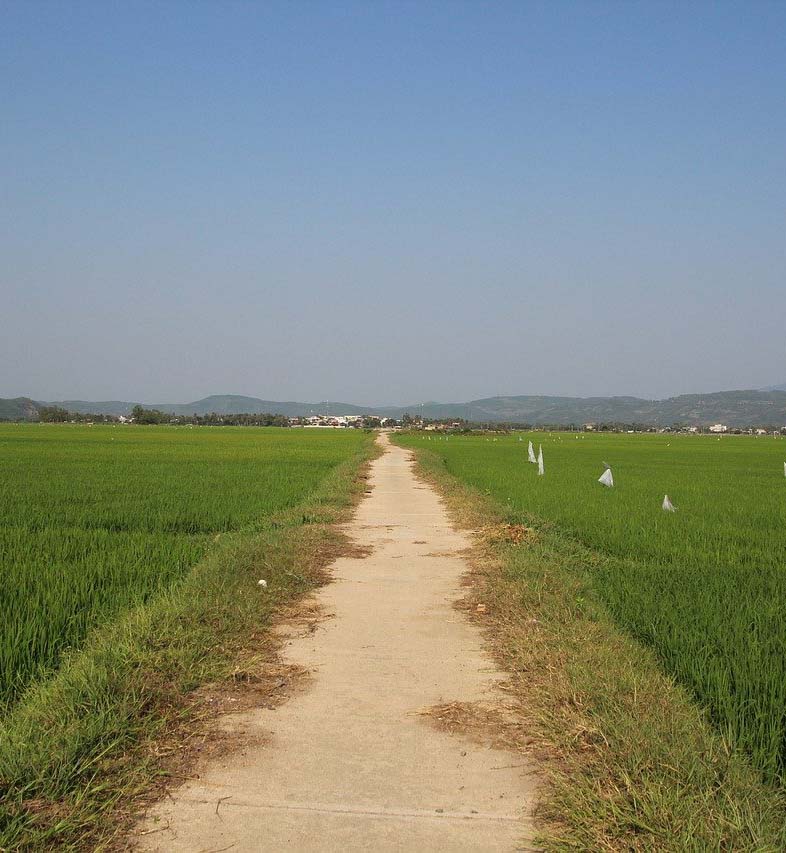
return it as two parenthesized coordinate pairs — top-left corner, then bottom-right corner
(2, 389), (786, 427)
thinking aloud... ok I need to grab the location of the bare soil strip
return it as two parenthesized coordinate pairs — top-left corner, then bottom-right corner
(133, 434), (537, 851)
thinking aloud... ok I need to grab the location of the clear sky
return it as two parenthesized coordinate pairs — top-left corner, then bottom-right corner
(2, 1), (785, 405)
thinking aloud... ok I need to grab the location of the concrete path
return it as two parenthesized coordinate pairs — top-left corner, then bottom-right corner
(135, 434), (537, 851)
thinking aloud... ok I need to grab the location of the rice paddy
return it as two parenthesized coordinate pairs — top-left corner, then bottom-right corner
(0, 424), (367, 711)
(397, 430), (786, 783)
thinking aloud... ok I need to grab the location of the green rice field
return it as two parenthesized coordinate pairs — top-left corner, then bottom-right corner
(397, 430), (786, 783)
(0, 424), (366, 711)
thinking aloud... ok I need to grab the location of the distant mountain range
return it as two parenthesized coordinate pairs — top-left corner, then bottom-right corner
(3, 389), (786, 427)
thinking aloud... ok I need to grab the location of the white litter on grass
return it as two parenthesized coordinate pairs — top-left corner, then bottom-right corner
(598, 467), (614, 487)
(528, 440), (537, 464)
(258, 579), (268, 589)
(537, 445), (544, 476)
(662, 494), (676, 512)
(783, 461), (786, 477)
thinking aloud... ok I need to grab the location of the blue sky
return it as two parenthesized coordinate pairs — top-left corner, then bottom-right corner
(2, 1), (785, 405)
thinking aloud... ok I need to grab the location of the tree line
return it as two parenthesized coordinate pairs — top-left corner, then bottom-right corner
(130, 406), (290, 426)
(36, 405), (291, 426)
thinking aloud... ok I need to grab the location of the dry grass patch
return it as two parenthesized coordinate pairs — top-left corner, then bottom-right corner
(481, 523), (539, 547)
(417, 700), (535, 755)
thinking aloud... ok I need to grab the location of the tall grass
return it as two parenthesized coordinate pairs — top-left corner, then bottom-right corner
(398, 431), (786, 783)
(0, 428), (375, 851)
(0, 424), (366, 710)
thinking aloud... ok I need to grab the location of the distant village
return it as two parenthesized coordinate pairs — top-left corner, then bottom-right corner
(288, 414), (397, 428)
(26, 405), (786, 435)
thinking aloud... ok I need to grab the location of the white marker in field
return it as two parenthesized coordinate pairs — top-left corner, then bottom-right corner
(662, 494), (676, 512)
(598, 467), (614, 487)
(528, 440), (537, 464)
(537, 445), (544, 476)
(258, 579), (268, 589)
(783, 462), (786, 477)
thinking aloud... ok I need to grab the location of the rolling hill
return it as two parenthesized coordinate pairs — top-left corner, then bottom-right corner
(42, 395), (374, 418)
(403, 391), (786, 427)
(0, 397), (39, 421)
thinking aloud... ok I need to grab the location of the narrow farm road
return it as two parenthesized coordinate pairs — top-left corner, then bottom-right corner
(135, 434), (537, 851)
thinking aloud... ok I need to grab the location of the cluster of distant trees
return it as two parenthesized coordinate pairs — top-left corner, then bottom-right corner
(359, 417), (387, 428)
(37, 406), (117, 424)
(130, 406), (290, 426)
(37, 404), (291, 426)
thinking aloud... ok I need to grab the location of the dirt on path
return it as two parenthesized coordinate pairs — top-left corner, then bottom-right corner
(133, 434), (537, 851)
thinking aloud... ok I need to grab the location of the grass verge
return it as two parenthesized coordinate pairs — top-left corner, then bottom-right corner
(401, 440), (786, 851)
(0, 434), (377, 851)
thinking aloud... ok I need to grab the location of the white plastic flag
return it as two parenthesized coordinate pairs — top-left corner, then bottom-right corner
(537, 445), (544, 476)
(598, 467), (614, 487)
(528, 440), (537, 464)
(662, 494), (676, 512)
